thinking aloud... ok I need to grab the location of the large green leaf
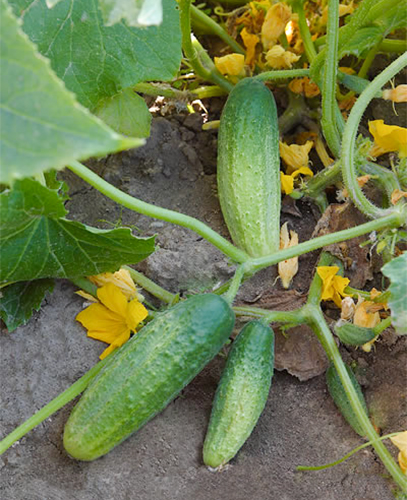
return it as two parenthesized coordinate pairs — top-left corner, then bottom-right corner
(0, 179), (156, 285)
(381, 252), (407, 335)
(95, 88), (152, 138)
(0, 0), (142, 184)
(0, 279), (55, 332)
(10, 0), (181, 110)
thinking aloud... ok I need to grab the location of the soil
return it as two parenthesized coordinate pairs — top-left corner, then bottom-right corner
(1, 104), (406, 500)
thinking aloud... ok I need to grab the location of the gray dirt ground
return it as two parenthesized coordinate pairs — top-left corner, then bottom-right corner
(1, 116), (406, 500)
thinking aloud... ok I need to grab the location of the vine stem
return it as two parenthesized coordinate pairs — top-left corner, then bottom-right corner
(178, 0), (233, 92)
(305, 306), (407, 492)
(340, 52), (407, 219)
(67, 161), (248, 264)
(123, 266), (176, 303)
(247, 209), (406, 274)
(254, 68), (310, 81)
(0, 357), (111, 455)
(223, 265), (246, 304)
(320, 0), (341, 157)
(291, 0), (317, 63)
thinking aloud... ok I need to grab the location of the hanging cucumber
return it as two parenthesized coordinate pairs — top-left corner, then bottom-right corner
(217, 77), (281, 257)
(326, 362), (369, 437)
(63, 294), (235, 461)
(203, 320), (275, 468)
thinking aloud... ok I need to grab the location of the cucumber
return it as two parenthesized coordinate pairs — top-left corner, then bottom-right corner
(334, 323), (377, 346)
(203, 320), (274, 468)
(326, 362), (368, 437)
(217, 77), (280, 257)
(63, 294), (235, 461)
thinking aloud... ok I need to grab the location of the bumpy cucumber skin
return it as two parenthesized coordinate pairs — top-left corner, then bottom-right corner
(326, 363), (368, 437)
(203, 320), (274, 468)
(217, 77), (280, 257)
(334, 323), (376, 346)
(63, 294), (235, 461)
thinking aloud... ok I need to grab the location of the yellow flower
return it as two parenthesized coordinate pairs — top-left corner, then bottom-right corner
(369, 120), (407, 158)
(261, 3), (292, 50)
(288, 77), (320, 98)
(278, 222), (299, 288)
(316, 266), (350, 308)
(280, 140), (314, 173)
(265, 45), (300, 69)
(214, 54), (245, 76)
(76, 283), (148, 359)
(280, 167), (314, 195)
(391, 189), (407, 205)
(240, 28), (259, 67)
(382, 85), (407, 103)
(390, 431), (407, 474)
(88, 268), (141, 301)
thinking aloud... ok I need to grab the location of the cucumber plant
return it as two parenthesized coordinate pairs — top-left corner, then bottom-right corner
(1, 0), (407, 494)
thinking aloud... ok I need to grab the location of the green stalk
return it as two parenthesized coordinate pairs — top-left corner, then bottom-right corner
(291, 0), (317, 63)
(223, 265), (246, 304)
(69, 277), (98, 298)
(301, 161), (342, 198)
(247, 209), (406, 273)
(358, 45), (380, 79)
(305, 306), (406, 492)
(320, 0), (341, 157)
(255, 68), (310, 81)
(67, 161), (249, 264)
(233, 305), (304, 324)
(178, 0), (233, 92)
(341, 52), (407, 219)
(0, 357), (111, 455)
(190, 5), (245, 55)
(278, 91), (306, 135)
(373, 316), (392, 335)
(123, 266), (176, 303)
(133, 82), (191, 99)
(297, 432), (402, 471)
(379, 39), (407, 53)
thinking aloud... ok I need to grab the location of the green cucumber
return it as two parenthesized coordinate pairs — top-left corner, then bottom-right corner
(63, 294), (235, 461)
(326, 362), (368, 437)
(334, 323), (377, 346)
(203, 320), (275, 468)
(217, 77), (281, 257)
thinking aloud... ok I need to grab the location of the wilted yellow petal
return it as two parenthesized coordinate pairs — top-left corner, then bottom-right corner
(369, 120), (407, 158)
(280, 140), (313, 173)
(391, 431), (407, 454)
(281, 171), (294, 194)
(278, 222), (299, 288)
(75, 290), (98, 302)
(338, 67), (356, 75)
(322, 2), (354, 24)
(241, 28), (259, 66)
(340, 297), (356, 321)
(214, 54), (245, 76)
(382, 85), (407, 103)
(288, 77), (320, 97)
(265, 45), (300, 69)
(261, 3), (292, 49)
(89, 268), (138, 300)
(291, 166), (314, 178)
(354, 298), (381, 329)
(391, 189), (407, 205)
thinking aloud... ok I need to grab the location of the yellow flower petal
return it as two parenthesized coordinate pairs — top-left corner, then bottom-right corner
(398, 451), (407, 474)
(278, 222), (299, 288)
(280, 141), (313, 173)
(317, 266), (350, 308)
(391, 189), (407, 205)
(240, 28), (259, 66)
(97, 283), (128, 318)
(369, 120), (407, 158)
(75, 290), (98, 302)
(87, 327), (129, 345)
(288, 77), (320, 98)
(265, 45), (300, 69)
(126, 299), (148, 331)
(390, 431), (407, 455)
(281, 171), (294, 194)
(353, 299), (381, 329)
(261, 3), (292, 50)
(214, 54), (245, 76)
(76, 302), (125, 333)
(291, 166), (314, 178)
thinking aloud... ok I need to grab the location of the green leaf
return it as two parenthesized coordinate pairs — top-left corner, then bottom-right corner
(0, 0), (142, 185)
(10, 0), (182, 110)
(95, 88), (152, 138)
(0, 279), (55, 332)
(98, 0), (163, 27)
(340, 26), (383, 59)
(0, 178), (156, 285)
(381, 252), (407, 335)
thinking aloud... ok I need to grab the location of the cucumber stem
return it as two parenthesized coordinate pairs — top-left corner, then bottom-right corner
(0, 357), (111, 455)
(223, 265), (246, 304)
(291, 0), (317, 63)
(67, 161), (249, 265)
(123, 266), (176, 303)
